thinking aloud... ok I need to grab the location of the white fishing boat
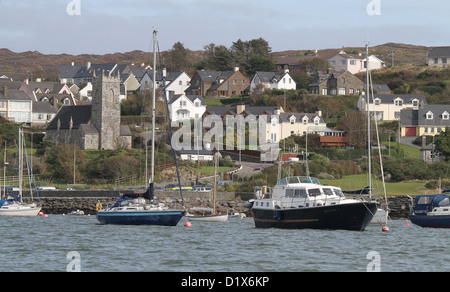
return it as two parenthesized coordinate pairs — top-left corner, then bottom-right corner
(0, 128), (42, 217)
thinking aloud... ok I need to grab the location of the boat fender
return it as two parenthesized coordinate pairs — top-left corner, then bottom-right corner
(96, 203), (103, 211)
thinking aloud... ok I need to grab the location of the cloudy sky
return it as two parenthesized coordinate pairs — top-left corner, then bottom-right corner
(0, 0), (449, 54)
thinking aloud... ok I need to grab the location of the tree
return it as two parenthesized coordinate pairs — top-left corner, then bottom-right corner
(435, 127), (450, 160)
(166, 42), (190, 71)
(45, 144), (87, 183)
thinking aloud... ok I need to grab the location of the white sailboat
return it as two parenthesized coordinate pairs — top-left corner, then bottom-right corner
(186, 152), (228, 222)
(0, 128), (41, 217)
(364, 44), (389, 226)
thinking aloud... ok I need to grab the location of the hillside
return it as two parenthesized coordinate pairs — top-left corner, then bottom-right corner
(0, 42), (434, 77)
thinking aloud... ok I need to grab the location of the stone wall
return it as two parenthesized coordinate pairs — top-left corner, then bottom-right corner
(20, 191), (415, 219)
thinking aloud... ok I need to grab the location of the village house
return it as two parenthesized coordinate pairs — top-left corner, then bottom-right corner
(132, 68), (191, 98)
(168, 94), (206, 125)
(428, 47), (450, 67)
(357, 94), (427, 121)
(400, 104), (450, 137)
(0, 85), (33, 125)
(186, 68), (250, 98)
(45, 72), (132, 150)
(328, 50), (385, 74)
(249, 70), (297, 93)
(309, 71), (364, 96)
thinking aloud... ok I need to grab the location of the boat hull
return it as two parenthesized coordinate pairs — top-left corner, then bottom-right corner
(410, 215), (450, 228)
(187, 214), (228, 222)
(252, 202), (378, 231)
(0, 204), (41, 217)
(96, 210), (185, 226)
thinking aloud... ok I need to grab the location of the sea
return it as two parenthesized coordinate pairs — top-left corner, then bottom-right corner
(0, 215), (449, 273)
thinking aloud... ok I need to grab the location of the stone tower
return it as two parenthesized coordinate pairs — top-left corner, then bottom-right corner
(91, 71), (121, 150)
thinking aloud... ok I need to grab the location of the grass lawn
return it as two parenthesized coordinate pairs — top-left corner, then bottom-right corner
(197, 165), (234, 175)
(320, 174), (428, 197)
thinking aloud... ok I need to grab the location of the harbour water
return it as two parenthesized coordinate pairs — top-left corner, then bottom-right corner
(1, 215), (449, 272)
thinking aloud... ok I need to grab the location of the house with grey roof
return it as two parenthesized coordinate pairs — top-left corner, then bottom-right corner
(0, 85), (33, 124)
(250, 70), (297, 93)
(358, 94), (427, 121)
(186, 68), (249, 98)
(309, 71), (365, 96)
(428, 47), (450, 67)
(400, 104), (450, 137)
(32, 101), (58, 126)
(41, 63), (83, 84)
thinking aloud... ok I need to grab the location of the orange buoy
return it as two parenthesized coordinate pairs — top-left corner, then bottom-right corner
(43, 214), (49, 218)
(184, 221), (192, 227)
(405, 220), (410, 226)
(382, 226), (389, 232)
(38, 212), (43, 216)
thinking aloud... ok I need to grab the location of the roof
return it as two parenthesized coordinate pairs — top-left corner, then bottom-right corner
(168, 94), (206, 105)
(279, 113), (325, 124)
(0, 88), (31, 101)
(42, 65), (83, 79)
(428, 47), (450, 58)
(253, 71), (297, 84)
(32, 101), (58, 114)
(46, 105), (92, 130)
(204, 105), (280, 117)
(370, 94), (427, 104)
(401, 105), (450, 127)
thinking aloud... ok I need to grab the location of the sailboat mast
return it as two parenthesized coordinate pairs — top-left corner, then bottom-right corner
(213, 152), (218, 215)
(18, 128), (23, 201)
(151, 30), (157, 185)
(366, 44), (372, 197)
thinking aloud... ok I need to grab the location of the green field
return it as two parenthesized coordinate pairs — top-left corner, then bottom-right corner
(320, 174), (428, 197)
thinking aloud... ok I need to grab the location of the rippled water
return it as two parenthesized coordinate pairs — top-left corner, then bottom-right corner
(0, 215), (449, 272)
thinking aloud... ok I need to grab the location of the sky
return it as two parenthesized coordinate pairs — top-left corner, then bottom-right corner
(0, 0), (449, 55)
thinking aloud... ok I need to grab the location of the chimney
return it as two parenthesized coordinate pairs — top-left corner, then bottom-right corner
(71, 62), (75, 66)
(86, 62), (91, 70)
(422, 135), (427, 149)
(237, 102), (245, 114)
(3, 86), (7, 97)
(234, 67), (239, 72)
(162, 68), (167, 78)
(274, 107), (281, 115)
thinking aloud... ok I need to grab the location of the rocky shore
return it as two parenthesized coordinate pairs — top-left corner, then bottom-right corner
(20, 190), (414, 219)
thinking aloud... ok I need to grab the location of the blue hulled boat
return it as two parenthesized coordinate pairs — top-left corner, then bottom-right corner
(410, 194), (450, 228)
(96, 184), (185, 225)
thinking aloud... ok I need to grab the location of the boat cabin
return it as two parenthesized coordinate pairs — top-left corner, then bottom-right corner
(413, 194), (450, 216)
(253, 176), (351, 210)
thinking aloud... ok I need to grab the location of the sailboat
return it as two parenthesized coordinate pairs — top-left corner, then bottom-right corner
(0, 128), (42, 217)
(186, 152), (228, 222)
(364, 44), (389, 226)
(96, 30), (185, 226)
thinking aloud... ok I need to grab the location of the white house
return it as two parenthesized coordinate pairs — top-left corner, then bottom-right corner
(328, 51), (385, 74)
(135, 69), (191, 99)
(168, 94), (206, 125)
(358, 94), (427, 121)
(250, 70), (297, 93)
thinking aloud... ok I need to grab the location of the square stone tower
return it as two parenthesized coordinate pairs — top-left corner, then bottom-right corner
(91, 71), (121, 150)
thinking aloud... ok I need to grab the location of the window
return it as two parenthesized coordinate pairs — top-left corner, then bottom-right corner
(314, 117), (320, 126)
(341, 60), (346, 66)
(195, 102), (200, 107)
(426, 111), (434, 120)
(442, 111), (449, 120)
(374, 99), (381, 106)
(443, 58), (448, 64)
(291, 131), (295, 136)
(350, 60), (356, 65)
(412, 100), (419, 107)
(179, 81), (182, 85)
(394, 99), (403, 106)
(290, 119), (295, 125)
(434, 58), (439, 64)
(339, 88), (346, 95)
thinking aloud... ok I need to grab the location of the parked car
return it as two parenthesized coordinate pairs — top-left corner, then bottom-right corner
(192, 186), (212, 192)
